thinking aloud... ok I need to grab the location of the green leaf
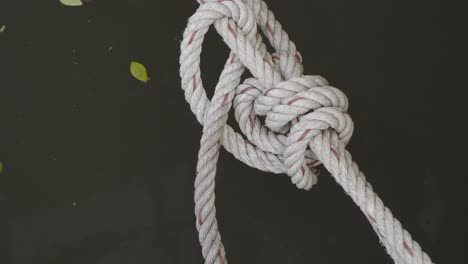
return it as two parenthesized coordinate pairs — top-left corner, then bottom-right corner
(130, 61), (150, 83)
(0, 161), (3, 175)
(60, 0), (83, 7)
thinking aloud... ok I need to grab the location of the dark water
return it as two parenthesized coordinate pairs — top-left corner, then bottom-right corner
(1, 0), (467, 263)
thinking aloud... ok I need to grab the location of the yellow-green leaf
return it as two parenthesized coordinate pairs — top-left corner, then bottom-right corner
(60, 0), (83, 7)
(0, 161), (3, 175)
(130, 61), (150, 83)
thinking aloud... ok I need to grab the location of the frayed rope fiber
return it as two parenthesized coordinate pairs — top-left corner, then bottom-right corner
(179, 0), (434, 263)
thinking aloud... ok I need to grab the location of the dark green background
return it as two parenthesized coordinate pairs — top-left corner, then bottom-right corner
(1, 0), (467, 263)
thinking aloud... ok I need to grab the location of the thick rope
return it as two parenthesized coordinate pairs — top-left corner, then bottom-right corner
(179, 1), (434, 263)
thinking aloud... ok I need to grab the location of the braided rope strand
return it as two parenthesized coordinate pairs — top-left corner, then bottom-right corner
(180, 1), (434, 263)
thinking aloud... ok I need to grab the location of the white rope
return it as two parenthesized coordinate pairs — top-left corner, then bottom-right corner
(179, 1), (435, 263)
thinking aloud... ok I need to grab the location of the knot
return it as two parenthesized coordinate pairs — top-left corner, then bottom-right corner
(283, 108), (354, 189)
(236, 75), (353, 190)
(251, 74), (352, 190)
(181, 0), (354, 190)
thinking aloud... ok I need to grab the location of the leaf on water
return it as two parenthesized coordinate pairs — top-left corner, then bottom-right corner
(130, 61), (150, 83)
(60, 0), (83, 7)
(0, 161), (3, 175)
(0, 25), (5, 33)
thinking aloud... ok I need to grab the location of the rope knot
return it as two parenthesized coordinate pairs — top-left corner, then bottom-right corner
(258, 76), (354, 190)
(283, 107), (354, 189)
(242, 72), (354, 189)
(182, 0), (355, 190)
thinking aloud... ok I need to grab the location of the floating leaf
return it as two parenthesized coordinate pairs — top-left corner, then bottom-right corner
(0, 161), (3, 175)
(130, 61), (150, 83)
(60, 0), (83, 7)
(0, 25), (5, 33)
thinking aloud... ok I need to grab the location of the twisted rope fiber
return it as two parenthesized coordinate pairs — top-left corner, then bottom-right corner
(179, 0), (434, 263)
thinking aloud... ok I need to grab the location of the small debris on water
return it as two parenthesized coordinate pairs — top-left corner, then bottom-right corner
(0, 25), (6, 33)
(130, 61), (150, 83)
(72, 201), (77, 207)
(72, 49), (79, 64)
(60, 0), (83, 7)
